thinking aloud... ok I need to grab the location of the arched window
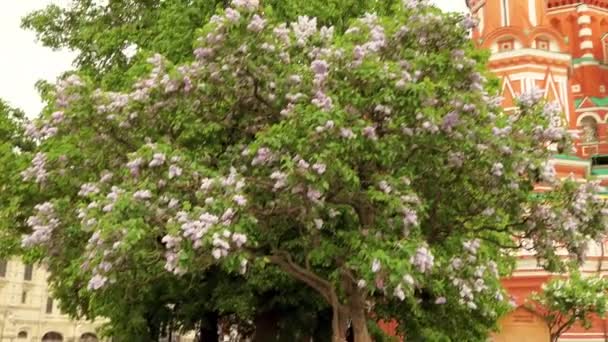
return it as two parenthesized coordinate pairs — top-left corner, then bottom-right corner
(42, 332), (63, 342)
(580, 116), (599, 143)
(18, 331), (28, 339)
(80, 333), (98, 342)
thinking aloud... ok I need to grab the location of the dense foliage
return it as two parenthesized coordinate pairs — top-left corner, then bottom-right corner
(530, 272), (608, 342)
(7, 0), (608, 341)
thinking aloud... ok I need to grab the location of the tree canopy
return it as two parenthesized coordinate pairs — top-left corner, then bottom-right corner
(22, 0), (397, 87)
(8, 0), (608, 341)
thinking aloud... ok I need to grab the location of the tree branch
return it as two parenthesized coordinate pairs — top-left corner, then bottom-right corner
(267, 251), (333, 304)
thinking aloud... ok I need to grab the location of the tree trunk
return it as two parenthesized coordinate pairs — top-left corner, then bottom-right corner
(350, 305), (371, 342)
(252, 310), (280, 342)
(267, 255), (355, 342)
(198, 312), (219, 342)
(341, 272), (371, 342)
(331, 299), (349, 342)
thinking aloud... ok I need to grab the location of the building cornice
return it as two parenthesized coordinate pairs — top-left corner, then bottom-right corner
(489, 48), (571, 61)
(547, 0), (608, 11)
(488, 49), (572, 68)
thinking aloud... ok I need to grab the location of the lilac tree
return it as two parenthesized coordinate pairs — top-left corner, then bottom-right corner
(14, 0), (608, 341)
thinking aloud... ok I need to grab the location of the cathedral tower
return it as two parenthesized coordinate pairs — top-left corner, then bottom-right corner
(469, 0), (608, 157)
(467, 0), (574, 128)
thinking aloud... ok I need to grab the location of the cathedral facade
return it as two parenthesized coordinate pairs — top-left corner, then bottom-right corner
(468, 0), (608, 340)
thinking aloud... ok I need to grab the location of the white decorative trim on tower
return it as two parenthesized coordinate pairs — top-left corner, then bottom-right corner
(577, 15), (591, 25)
(488, 48), (572, 62)
(579, 28), (592, 37)
(528, 0), (537, 26)
(577, 6), (594, 58)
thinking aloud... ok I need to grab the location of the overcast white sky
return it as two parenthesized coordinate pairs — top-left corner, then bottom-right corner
(0, 0), (468, 117)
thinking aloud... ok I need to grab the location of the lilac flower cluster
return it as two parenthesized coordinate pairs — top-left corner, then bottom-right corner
(292, 16), (317, 46)
(251, 147), (276, 166)
(411, 246), (434, 273)
(444, 240), (497, 311)
(103, 186), (125, 212)
(24, 111), (64, 140)
(21, 153), (49, 184)
(232, 0), (258, 11)
(162, 234), (184, 274)
(247, 15), (266, 33)
(22, 202), (59, 248)
(78, 183), (101, 197)
(517, 87), (544, 107)
(55, 75), (84, 108)
(349, 13), (386, 66)
(83, 229), (125, 290)
(310, 59), (332, 111)
(156, 167), (250, 272)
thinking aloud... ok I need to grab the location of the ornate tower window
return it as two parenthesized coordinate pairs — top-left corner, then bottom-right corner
(498, 38), (514, 52)
(580, 116), (599, 143)
(536, 38), (550, 50)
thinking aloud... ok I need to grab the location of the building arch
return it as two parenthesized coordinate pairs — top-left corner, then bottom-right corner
(482, 27), (529, 50)
(41, 331), (63, 342)
(17, 331), (28, 339)
(529, 26), (567, 52)
(579, 115), (600, 143)
(577, 112), (603, 126)
(491, 35), (525, 53)
(80, 332), (99, 342)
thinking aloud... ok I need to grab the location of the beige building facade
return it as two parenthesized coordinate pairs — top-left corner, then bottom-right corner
(0, 258), (103, 342)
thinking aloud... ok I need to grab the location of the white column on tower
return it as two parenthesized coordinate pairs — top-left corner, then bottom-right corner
(577, 5), (594, 58)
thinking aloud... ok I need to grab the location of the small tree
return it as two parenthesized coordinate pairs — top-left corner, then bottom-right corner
(530, 272), (608, 342)
(13, 0), (608, 341)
